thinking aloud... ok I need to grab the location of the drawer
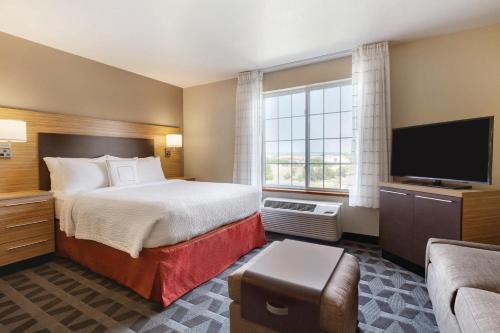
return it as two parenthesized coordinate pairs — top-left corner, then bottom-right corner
(0, 198), (54, 222)
(0, 218), (54, 244)
(0, 234), (54, 266)
(241, 280), (319, 333)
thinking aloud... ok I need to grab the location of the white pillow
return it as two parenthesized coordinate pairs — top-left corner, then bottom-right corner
(106, 155), (122, 160)
(106, 159), (139, 187)
(107, 155), (166, 183)
(137, 157), (166, 183)
(43, 157), (62, 191)
(43, 156), (107, 191)
(58, 158), (109, 193)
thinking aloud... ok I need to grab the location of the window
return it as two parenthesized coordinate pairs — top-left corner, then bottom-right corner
(263, 80), (352, 191)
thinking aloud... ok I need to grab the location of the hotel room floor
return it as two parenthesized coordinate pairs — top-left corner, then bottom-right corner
(0, 237), (438, 333)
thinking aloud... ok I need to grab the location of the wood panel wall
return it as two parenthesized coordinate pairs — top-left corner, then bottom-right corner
(0, 107), (182, 192)
(462, 191), (500, 245)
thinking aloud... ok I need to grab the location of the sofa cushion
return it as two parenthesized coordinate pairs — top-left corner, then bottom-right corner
(427, 263), (462, 333)
(455, 287), (500, 333)
(428, 244), (500, 294)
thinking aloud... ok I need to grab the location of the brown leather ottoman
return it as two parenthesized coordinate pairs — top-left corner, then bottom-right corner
(228, 241), (360, 333)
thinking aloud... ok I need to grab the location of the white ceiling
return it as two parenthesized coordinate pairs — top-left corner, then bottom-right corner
(1, 0), (500, 88)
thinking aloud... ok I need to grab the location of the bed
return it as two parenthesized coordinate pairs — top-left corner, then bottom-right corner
(39, 133), (266, 307)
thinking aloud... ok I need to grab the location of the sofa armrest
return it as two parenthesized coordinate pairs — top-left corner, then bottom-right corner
(425, 238), (500, 280)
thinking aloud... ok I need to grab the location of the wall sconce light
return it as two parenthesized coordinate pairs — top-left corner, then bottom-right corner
(165, 134), (182, 158)
(0, 120), (27, 158)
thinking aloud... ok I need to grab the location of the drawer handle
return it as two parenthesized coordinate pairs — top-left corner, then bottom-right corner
(266, 301), (289, 316)
(4, 199), (49, 207)
(415, 195), (453, 203)
(380, 189), (407, 196)
(7, 239), (49, 251)
(5, 220), (48, 229)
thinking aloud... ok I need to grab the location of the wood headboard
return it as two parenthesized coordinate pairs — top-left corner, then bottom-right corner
(0, 107), (182, 192)
(38, 133), (155, 190)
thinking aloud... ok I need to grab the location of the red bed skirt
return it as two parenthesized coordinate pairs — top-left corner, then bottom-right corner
(56, 212), (266, 307)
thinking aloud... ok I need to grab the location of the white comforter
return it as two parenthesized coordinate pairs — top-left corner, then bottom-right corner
(59, 180), (260, 258)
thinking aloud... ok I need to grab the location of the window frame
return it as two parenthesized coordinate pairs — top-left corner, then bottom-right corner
(262, 78), (352, 193)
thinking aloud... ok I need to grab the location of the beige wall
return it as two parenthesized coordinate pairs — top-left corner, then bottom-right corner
(0, 32), (183, 127)
(391, 23), (500, 188)
(184, 23), (500, 236)
(263, 56), (352, 91)
(183, 78), (237, 182)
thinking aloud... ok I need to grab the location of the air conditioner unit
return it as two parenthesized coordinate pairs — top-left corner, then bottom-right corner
(262, 197), (342, 242)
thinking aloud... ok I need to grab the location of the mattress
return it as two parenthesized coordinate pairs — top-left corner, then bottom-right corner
(56, 180), (261, 257)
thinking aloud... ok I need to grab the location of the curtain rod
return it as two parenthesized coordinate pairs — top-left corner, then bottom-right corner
(260, 49), (352, 73)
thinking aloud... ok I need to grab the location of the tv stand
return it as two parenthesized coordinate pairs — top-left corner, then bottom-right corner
(379, 182), (500, 270)
(402, 179), (472, 190)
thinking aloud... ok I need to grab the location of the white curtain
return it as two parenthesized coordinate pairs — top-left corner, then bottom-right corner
(349, 41), (391, 208)
(233, 70), (263, 188)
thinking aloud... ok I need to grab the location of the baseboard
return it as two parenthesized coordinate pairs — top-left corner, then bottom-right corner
(0, 254), (54, 276)
(382, 250), (425, 276)
(265, 231), (338, 246)
(342, 232), (379, 245)
(266, 231), (379, 246)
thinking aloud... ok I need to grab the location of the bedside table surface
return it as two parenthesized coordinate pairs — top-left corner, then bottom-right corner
(0, 190), (52, 201)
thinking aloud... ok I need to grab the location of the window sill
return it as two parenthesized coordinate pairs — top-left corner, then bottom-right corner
(262, 187), (349, 197)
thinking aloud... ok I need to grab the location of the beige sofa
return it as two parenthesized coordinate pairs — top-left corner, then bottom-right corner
(425, 238), (500, 333)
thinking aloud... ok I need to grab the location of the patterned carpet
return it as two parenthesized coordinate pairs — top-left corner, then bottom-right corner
(0, 239), (439, 333)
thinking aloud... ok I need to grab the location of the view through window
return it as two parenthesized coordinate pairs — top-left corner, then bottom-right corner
(263, 80), (352, 191)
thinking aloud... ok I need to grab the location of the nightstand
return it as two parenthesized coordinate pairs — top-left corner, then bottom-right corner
(0, 191), (55, 266)
(170, 176), (196, 181)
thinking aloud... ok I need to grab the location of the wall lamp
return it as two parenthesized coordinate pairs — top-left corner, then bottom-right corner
(165, 134), (182, 158)
(0, 120), (27, 158)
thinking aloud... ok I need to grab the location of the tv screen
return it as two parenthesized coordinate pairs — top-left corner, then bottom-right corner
(391, 117), (493, 184)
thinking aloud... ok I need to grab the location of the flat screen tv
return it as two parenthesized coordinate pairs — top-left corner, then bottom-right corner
(391, 117), (493, 185)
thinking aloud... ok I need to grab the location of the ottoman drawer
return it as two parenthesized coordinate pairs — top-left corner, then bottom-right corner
(241, 281), (318, 333)
(228, 241), (360, 333)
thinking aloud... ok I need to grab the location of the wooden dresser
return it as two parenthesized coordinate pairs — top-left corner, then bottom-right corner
(379, 182), (500, 270)
(0, 191), (55, 266)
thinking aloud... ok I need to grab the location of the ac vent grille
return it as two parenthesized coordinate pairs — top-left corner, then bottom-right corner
(262, 197), (342, 242)
(263, 200), (316, 212)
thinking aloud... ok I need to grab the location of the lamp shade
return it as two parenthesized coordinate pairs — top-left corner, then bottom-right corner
(0, 120), (27, 142)
(166, 134), (182, 148)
